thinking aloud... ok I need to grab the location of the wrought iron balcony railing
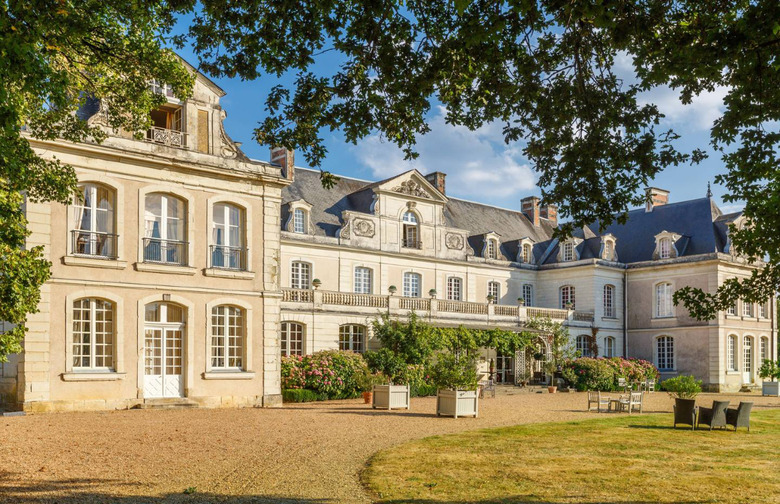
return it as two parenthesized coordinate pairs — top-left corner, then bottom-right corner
(145, 126), (188, 149)
(210, 245), (247, 271)
(71, 230), (118, 259)
(143, 237), (188, 266)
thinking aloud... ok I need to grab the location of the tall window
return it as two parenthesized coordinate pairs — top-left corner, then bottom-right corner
(211, 305), (244, 370)
(522, 284), (533, 306)
(339, 325), (365, 353)
(72, 183), (116, 258)
(447, 277), (462, 301)
(403, 272), (421, 297)
(402, 211), (420, 248)
(758, 302), (768, 319)
(488, 281), (501, 302)
(727, 302), (737, 316)
(144, 193), (186, 265)
(562, 242), (574, 261)
(655, 283), (673, 318)
(560, 285), (575, 309)
(657, 336), (674, 371)
(604, 240), (614, 260)
(281, 322), (304, 356)
(603, 285), (615, 318)
(658, 237), (672, 259)
(727, 335), (737, 371)
(212, 203), (245, 269)
(576, 335), (590, 357)
(290, 261), (311, 289)
(354, 267), (372, 294)
(742, 301), (753, 318)
(486, 239), (497, 259)
(760, 336), (769, 362)
(604, 337), (616, 358)
(72, 298), (114, 370)
(293, 208), (306, 234)
(522, 243), (532, 263)
(744, 336), (753, 376)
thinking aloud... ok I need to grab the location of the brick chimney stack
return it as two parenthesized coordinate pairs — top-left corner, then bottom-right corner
(271, 146), (295, 180)
(424, 172), (447, 195)
(521, 196), (540, 227)
(540, 204), (558, 227)
(645, 187), (670, 212)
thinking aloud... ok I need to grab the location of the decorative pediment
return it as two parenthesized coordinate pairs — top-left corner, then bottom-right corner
(374, 170), (448, 203)
(517, 237), (536, 264)
(600, 233), (618, 261)
(285, 199), (315, 235)
(481, 232), (506, 260)
(557, 237), (583, 262)
(652, 231), (682, 259)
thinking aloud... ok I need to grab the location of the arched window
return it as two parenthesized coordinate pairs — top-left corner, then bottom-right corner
(604, 337), (616, 358)
(560, 285), (575, 309)
(562, 242), (575, 262)
(144, 193), (187, 265)
(488, 281), (501, 303)
(339, 325), (365, 353)
(658, 237), (672, 259)
(402, 211), (420, 249)
(290, 261), (311, 289)
(486, 239), (498, 259)
(576, 335), (590, 357)
(604, 240), (615, 260)
(603, 285), (615, 318)
(727, 334), (737, 371)
(447, 277), (462, 301)
(742, 301), (753, 318)
(522, 284), (533, 306)
(72, 183), (117, 258)
(72, 298), (115, 370)
(212, 203), (246, 270)
(522, 243), (532, 263)
(210, 305), (244, 370)
(403, 272), (421, 297)
(293, 208), (307, 234)
(760, 336), (770, 362)
(281, 322), (305, 356)
(655, 283), (673, 318)
(656, 336), (674, 371)
(354, 267), (373, 294)
(744, 336), (754, 376)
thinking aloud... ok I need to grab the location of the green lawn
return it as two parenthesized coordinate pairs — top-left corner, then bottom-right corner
(363, 410), (780, 503)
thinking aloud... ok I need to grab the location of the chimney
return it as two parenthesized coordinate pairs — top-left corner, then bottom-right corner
(271, 146), (294, 180)
(540, 204), (558, 227)
(521, 196), (540, 227)
(424, 172), (446, 195)
(645, 187), (669, 212)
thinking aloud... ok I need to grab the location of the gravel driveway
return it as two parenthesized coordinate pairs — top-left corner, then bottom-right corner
(2, 388), (778, 503)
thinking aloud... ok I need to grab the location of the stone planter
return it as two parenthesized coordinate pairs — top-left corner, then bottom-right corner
(372, 384), (410, 410)
(762, 381), (780, 397)
(436, 389), (479, 418)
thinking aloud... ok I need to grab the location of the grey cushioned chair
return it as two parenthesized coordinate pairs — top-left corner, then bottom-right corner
(697, 400), (729, 430)
(726, 401), (753, 432)
(673, 399), (698, 430)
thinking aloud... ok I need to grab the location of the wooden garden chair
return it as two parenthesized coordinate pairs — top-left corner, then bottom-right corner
(587, 390), (611, 412)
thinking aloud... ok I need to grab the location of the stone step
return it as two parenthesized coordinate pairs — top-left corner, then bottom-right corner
(134, 398), (199, 410)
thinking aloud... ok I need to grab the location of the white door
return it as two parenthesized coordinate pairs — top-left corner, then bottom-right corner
(144, 326), (184, 398)
(743, 338), (753, 384)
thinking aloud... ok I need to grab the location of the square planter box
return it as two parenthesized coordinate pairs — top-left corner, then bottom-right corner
(436, 389), (479, 418)
(372, 384), (410, 410)
(762, 381), (780, 397)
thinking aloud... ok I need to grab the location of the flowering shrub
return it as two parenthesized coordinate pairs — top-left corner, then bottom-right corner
(281, 350), (368, 400)
(562, 357), (660, 391)
(281, 355), (306, 390)
(604, 357), (659, 384)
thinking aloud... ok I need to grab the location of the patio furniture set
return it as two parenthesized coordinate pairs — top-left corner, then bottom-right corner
(587, 390), (645, 414)
(673, 400), (753, 431)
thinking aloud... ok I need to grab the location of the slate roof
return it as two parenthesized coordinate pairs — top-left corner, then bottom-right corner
(282, 168), (740, 266)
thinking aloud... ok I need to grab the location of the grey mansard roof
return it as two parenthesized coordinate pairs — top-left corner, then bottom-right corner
(282, 167), (740, 266)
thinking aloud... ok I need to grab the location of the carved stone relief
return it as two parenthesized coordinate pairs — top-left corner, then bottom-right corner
(353, 219), (375, 238)
(392, 180), (431, 199)
(445, 233), (464, 250)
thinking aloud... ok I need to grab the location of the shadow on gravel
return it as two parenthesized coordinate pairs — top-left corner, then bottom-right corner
(326, 408), (437, 418)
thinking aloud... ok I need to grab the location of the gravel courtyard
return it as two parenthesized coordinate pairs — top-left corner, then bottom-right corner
(2, 389), (778, 503)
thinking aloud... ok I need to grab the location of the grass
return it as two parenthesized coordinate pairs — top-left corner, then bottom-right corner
(363, 410), (780, 503)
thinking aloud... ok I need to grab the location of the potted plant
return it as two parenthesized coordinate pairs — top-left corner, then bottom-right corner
(517, 297), (525, 306)
(759, 359), (780, 397)
(431, 353), (480, 418)
(311, 278), (322, 289)
(517, 370), (530, 387)
(543, 360), (558, 393)
(358, 370), (387, 404)
(663, 375), (702, 429)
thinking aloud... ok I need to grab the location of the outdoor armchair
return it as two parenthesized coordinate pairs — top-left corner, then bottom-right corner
(726, 401), (753, 432)
(697, 400), (729, 430)
(618, 391), (643, 414)
(587, 390), (611, 412)
(673, 399), (698, 430)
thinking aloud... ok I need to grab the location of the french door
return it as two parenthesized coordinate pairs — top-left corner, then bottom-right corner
(143, 302), (185, 398)
(496, 355), (514, 384)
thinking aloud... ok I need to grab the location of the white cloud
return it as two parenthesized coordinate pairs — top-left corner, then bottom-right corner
(350, 108), (536, 201)
(639, 85), (729, 131)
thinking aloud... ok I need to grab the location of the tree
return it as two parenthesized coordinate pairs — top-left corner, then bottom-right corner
(0, 1), (193, 360)
(181, 1), (780, 317)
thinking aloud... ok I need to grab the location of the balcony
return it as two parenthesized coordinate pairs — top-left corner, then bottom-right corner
(402, 237), (422, 249)
(143, 237), (188, 266)
(71, 230), (118, 259)
(281, 288), (595, 329)
(210, 245), (247, 271)
(146, 126), (188, 149)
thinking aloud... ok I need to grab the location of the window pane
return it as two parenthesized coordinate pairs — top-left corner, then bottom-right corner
(291, 262), (311, 289)
(281, 322), (304, 356)
(355, 267), (372, 294)
(403, 273), (420, 297)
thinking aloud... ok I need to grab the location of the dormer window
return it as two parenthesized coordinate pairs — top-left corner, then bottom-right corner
(486, 239), (498, 259)
(653, 231), (681, 260)
(658, 237), (671, 259)
(562, 242), (574, 262)
(293, 208), (307, 234)
(522, 243), (532, 263)
(601, 235), (617, 261)
(149, 80), (176, 99)
(147, 105), (186, 149)
(402, 211), (420, 249)
(286, 200), (313, 235)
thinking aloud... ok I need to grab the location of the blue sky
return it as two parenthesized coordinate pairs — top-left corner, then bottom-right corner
(174, 41), (739, 215)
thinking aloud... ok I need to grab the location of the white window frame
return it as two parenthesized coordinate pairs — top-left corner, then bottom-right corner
(603, 284), (615, 318)
(210, 305), (245, 371)
(760, 336), (769, 362)
(727, 335), (737, 371)
(488, 281), (501, 302)
(403, 272), (421, 298)
(727, 302), (737, 316)
(354, 267), (373, 294)
(604, 239), (614, 260)
(655, 282), (674, 318)
(339, 324), (365, 353)
(522, 284), (533, 306)
(560, 285), (575, 309)
(604, 336), (615, 358)
(293, 208), (306, 234)
(742, 301), (753, 318)
(290, 261), (312, 290)
(281, 322), (305, 356)
(71, 183), (117, 258)
(72, 298), (115, 371)
(744, 336), (754, 375)
(658, 237), (672, 259)
(576, 335), (590, 358)
(656, 336), (675, 371)
(522, 243), (532, 263)
(758, 302), (768, 319)
(211, 202), (245, 269)
(447, 277), (463, 301)
(402, 211), (420, 248)
(486, 239), (497, 259)
(562, 242), (574, 262)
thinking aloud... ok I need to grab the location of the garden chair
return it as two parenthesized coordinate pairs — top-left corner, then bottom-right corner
(478, 376), (496, 399)
(726, 402), (753, 432)
(642, 379), (655, 392)
(697, 400), (729, 430)
(673, 399), (698, 430)
(618, 391), (643, 414)
(617, 377), (628, 391)
(587, 390), (611, 412)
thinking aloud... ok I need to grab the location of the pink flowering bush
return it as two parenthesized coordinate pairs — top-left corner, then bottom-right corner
(562, 357), (660, 391)
(281, 355), (307, 390)
(281, 350), (368, 399)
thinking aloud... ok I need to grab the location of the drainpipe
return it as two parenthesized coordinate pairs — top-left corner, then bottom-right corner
(623, 272), (628, 357)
